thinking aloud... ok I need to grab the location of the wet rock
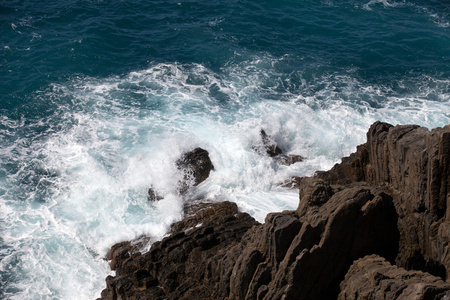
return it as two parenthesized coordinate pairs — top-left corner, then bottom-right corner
(99, 201), (259, 300)
(253, 129), (304, 166)
(259, 129), (282, 157)
(273, 154), (304, 166)
(278, 176), (303, 189)
(108, 241), (132, 271)
(147, 187), (163, 201)
(147, 147), (214, 200)
(176, 147), (214, 194)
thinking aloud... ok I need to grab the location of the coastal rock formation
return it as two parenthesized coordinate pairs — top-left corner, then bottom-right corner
(259, 129), (283, 157)
(100, 122), (450, 299)
(319, 121), (450, 280)
(339, 255), (450, 299)
(176, 147), (214, 188)
(148, 147), (214, 200)
(101, 201), (259, 300)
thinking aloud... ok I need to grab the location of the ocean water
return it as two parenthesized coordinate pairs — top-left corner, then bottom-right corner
(0, 0), (449, 299)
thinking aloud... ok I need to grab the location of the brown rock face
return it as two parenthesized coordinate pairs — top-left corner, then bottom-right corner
(339, 255), (450, 300)
(100, 122), (450, 300)
(321, 121), (450, 279)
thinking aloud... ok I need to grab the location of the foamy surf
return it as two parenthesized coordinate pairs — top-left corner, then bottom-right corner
(0, 60), (449, 299)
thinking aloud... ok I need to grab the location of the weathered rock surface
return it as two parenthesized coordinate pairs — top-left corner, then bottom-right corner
(320, 121), (450, 280)
(339, 255), (450, 300)
(100, 201), (259, 300)
(100, 122), (450, 300)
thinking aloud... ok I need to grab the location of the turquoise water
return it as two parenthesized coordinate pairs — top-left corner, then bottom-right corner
(1, 0), (449, 299)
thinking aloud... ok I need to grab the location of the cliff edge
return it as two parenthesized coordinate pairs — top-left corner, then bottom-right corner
(99, 121), (450, 300)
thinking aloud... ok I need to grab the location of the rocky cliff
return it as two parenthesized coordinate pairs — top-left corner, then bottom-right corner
(99, 121), (450, 300)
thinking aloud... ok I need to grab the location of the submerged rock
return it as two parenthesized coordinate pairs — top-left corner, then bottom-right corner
(260, 129), (283, 157)
(273, 153), (304, 166)
(147, 187), (163, 201)
(254, 129), (304, 166)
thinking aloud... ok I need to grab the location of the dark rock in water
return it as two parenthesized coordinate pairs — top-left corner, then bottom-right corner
(147, 187), (163, 202)
(273, 154), (304, 166)
(147, 147), (214, 200)
(258, 129), (283, 157)
(100, 122), (450, 300)
(278, 176), (303, 189)
(176, 147), (214, 194)
(339, 255), (450, 299)
(254, 129), (304, 166)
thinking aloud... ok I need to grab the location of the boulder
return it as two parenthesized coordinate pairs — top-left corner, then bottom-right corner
(176, 147), (214, 187)
(148, 147), (214, 201)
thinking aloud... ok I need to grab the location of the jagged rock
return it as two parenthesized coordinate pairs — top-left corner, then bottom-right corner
(297, 177), (334, 213)
(147, 187), (163, 201)
(278, 176), (303, 189)
(171, 201), (240, 232)
(265, 187), (399, 300)
(148, 147), (214, 200)
(108, 241), (131, 271)
(259, 129), (283, 157)
(339, 255), (450, 300)
(253, 129), (304, 166)
(320, 121), (450, 279)
(176, 147), (214, 194)
(176, 148), (214, 186)
(99, 201), (259, 300)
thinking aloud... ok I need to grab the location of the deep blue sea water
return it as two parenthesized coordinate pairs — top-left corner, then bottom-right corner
(1, 0), (449, 298)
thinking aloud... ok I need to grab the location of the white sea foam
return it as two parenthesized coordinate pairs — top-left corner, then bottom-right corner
(0, 59), (449, 299)
(363, 0), (404, 11)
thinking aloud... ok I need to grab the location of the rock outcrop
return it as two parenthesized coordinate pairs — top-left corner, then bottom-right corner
(339, 255), (450, 299)
(319, 121), (450, 280)
(254, 129), (304, 166)
(100, 122), (450, 300)
(148, 147), (214, 200)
